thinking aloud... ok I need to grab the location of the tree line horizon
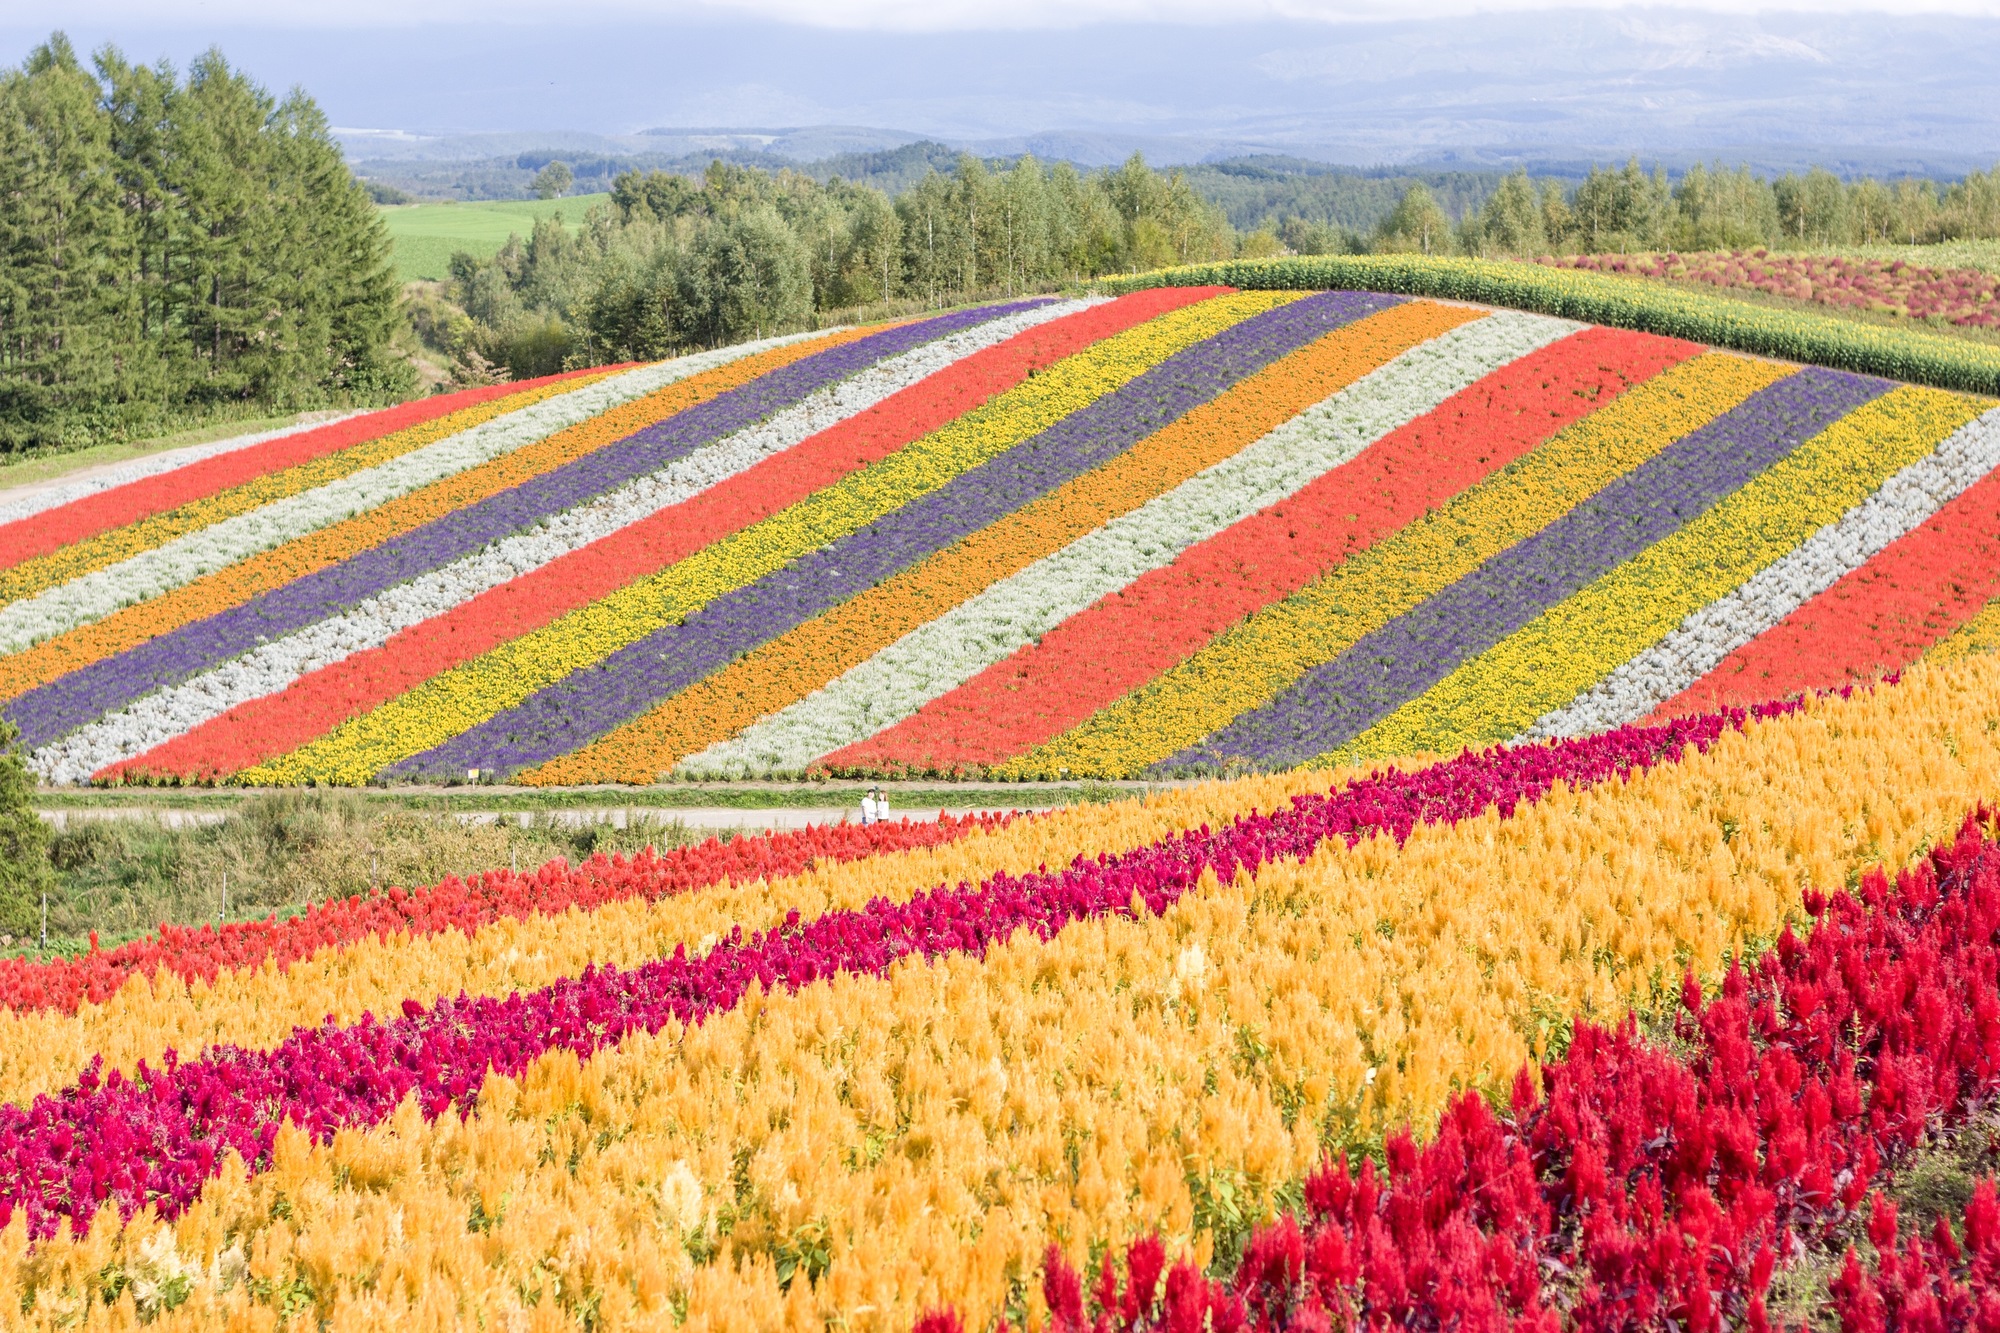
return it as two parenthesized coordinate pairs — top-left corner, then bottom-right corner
(4, 31), (2000, 454)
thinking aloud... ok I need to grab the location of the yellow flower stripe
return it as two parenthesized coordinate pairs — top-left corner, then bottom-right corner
(0, 769), (1343, 1111)
(1336, 384), (1991, 764)
(247, 291), (1293, 786)
(1928, 594), (2000, 661)
(0, 373), (625, 610)
(0, 332), (874, 704)
(522, 300), (1482, 785)
(25, 653), (2000, 1332)
(1007, 351), (1790, 779)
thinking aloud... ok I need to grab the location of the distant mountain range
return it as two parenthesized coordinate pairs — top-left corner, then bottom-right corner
(17, 8), (2000, 179)
(336, 126), (934, 165)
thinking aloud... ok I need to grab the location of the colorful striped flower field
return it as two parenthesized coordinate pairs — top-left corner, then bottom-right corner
(6, 286), (1997, 786)
(8, 280), (2000, 1328)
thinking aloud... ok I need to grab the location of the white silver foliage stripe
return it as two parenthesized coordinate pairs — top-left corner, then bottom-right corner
(0, 413), (369, 527)
(1525, 404), (2000, 741)
(681, 309), (1582, 779)
(0, 335), (816, 657)
(31, 300), (1096, 783)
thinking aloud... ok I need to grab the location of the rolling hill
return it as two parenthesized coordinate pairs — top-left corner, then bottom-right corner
(2, 277), (1996, 788)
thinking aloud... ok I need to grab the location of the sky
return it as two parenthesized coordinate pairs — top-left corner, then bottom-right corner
(17, 0), (2000, 25)
(5, 2), (1999, 170)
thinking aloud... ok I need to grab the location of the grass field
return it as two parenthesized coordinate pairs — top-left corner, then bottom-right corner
(377, 193), (612, 282)
(28, 790), (708, 953)
(22, 785), (1112, 956)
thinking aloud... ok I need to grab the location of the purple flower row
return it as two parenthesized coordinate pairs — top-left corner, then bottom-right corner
(6, 303), (1044, 751)
(1164, 366), (1888, 773)
(0, 692), (1802, 1236)
(390, 291), (1403, 781)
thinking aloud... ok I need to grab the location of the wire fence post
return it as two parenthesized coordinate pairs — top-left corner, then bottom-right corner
(220, 870), (228, 925)
(40, 893), (47, 952)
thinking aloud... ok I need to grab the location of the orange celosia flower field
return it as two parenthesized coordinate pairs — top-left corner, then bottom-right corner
(0, 653), (1996, 1328)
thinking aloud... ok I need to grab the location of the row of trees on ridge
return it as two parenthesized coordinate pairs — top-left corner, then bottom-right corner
(419, 154), (1239, 379)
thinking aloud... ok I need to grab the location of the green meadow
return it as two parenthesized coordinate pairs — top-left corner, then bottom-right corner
(377, 194), (612, 281)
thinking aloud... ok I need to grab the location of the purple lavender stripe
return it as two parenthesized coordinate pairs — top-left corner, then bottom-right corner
(0, 697), (1797, 1236)
(6, 303), (1045, 751)
(390, 290), (1402, 781)
(1157, 366), (1889, 775)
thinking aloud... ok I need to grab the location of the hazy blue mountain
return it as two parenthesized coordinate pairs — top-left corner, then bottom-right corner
(341, 126), (930, 164)
(11, 8), (1999, 176)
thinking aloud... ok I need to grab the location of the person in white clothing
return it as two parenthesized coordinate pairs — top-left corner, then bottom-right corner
(860, 786), (888, 826)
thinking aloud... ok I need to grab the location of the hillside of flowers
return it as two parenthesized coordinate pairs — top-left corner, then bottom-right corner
(1, 651), (1999, 1328)
(1543, 248), (2000, 330)
(4, 281), (2000, 786)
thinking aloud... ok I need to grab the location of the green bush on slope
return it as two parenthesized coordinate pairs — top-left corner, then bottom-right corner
(1099, 254), (2000, 396)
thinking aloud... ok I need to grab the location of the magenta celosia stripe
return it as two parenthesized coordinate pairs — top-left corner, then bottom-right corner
(0, 697), (1803, 1236)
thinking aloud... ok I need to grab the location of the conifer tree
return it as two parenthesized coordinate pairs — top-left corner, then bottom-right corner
(0, 34), (409, 453)
(0, 35), (140, 449)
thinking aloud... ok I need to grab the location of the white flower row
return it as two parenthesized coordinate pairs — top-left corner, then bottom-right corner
(31, 301), (1094, 783)
(645, 298), (1098, 469)
(680, 309), (1582, 779)
(1526, 404), (2000, 741)
(0, 335), (827, 657)
(0, 414), (371, 528)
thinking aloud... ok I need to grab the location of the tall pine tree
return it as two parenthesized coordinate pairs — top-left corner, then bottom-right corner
(0, 34), (409, 453)
(0, 36), (142, 449)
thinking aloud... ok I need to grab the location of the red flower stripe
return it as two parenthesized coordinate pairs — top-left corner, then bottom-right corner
(975, 806), (2000, 1333)
(0, 811), (1008, 1017)
(115, 288), (1222, 782)
(839, 326), (1699, 773)
(0, 368), (618, 574)
(1660, 464), (2000, 717)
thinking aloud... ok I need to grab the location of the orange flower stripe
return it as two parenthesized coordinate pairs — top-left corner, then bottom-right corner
(0, 330), (873, 703)
(522, 299), (1483, 784)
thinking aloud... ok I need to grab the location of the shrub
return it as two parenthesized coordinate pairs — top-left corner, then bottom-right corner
(1098, 254), (2000, 395)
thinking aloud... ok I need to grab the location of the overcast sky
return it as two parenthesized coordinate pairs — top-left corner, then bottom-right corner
(15, 0), (2000, 27)
(5, 2), (1997, 169)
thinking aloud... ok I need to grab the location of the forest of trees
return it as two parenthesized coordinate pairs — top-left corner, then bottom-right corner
(423, 150), (2000, 383)
(418, 153), (1243, 381)
(0, 36), (409, 454)
(1441, 158), (2000, 258)
(8, 29), (2000, 452)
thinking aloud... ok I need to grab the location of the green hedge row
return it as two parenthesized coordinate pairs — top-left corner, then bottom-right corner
(1098, 255), (2000, 398)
